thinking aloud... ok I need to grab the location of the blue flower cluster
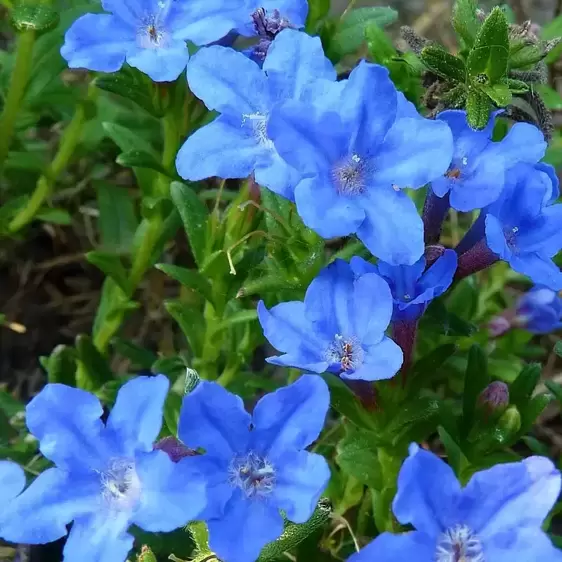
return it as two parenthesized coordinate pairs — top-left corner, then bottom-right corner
(0, 374), (329, 562)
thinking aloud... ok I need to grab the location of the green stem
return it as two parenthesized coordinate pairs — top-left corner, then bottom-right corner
(0, 29), (35, 172)
(8, 85), (96, 233)
(216, 360), (240, 387)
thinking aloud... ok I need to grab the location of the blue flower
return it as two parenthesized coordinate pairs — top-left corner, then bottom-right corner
(178, 375), (330, 562)
(176, 29), (336, 200)
(484, 163), (562, 290)
(268, 61), (453, 265)
(432, 110), (547, 211)
(61, 0), (194, 81)
(0, 460), (26, 537)
(1, 375), (206, 562)
(516, 286), (562, 334)
(258, 259), (403, 381)
(175, 0), (307, 47)
(350, 251), (457, 322)
(348, 444), (562, 562)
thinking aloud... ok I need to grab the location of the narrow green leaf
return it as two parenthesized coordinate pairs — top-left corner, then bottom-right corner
(509, 363), (541, 408)
(75, 335), (115, 391)
(409, 344), (458, 392)
(170, 182), (209, 268)
(163, 390), (182, 436)
(36, 208), (72, 225)
(365, 23), (396, 63)
(480, 82), (512, 106)
(86, 251), (130, 294)
(509, 44), (546, 69)
(96, 182), (139, 254)
(212, 309), (258, 334)
(43, 345), (77, 386)
(461, 345), (489, 437)
(112, 338), (157, 369)
(156, 264), (214, 305)
(536, 84), (562, 110)
(467, 7), (509, 82)
(305, 0), (330, 31)
(466, 88), (491, 129)
(95, 73), (161, 117)
(505, 78), (529, 94)
(438, 425), (466, 475)
(421, 46), (466, 82)
(164, 299), (205, 356)
(116, 150), (171, 176)
(452, 0), (480, 47)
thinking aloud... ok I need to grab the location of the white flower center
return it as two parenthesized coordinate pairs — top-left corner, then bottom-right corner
(229, 451), (276, 498)
(332, 153), (371, 196)
(100, 458), (141, 511)
(325, 334), (364, 372)
(436, 525), (485, 562)
(242, 113), (274, 149)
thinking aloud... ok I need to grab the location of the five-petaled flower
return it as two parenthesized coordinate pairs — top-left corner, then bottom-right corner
(348, 444), (562, 562)
(1, 375), (206, 562)
(177, 375), (331, 562)
(516, 285), (562, 334)
(258, 259), (403, 381)
(176, 29), (337, 200)
(268, 61), (453, 265)
(61, 0), (196, 81)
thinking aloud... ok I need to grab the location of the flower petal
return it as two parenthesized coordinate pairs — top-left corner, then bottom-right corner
(251, 375), (330, 455)
(178, 381), (251, 459)
(1, 468), (99, 544)
(418, 249), (457, 296)
(61, 14), (131, 73)
(347, 531), (435, 562)
(484, 214), (512, 261)
(495, 122), (547, 168)
(462, 456), (560, 537)
(271, 450), (330, 523)
(101, 0), (153, 21)
(106, 375), (169, 455)
(392, 444), (461, 536)
(63, 511), (133, 562)
(254, 151), (301, 201)
(484, 528), (562, 562)
(260, 0), (308, 27)
(357, 188), (424, 266)
(132, 450), (206, 531)
(263, 29), (335, 99)
(125, 41), (190, 82)
(186, 45), (269, 114)
(25, 384), (107, 471)
(208, 490), (284, 562)
(176, 115), (262, 181)
(510, 252), (562, 290)
(376, 117), (453, 189)
(345, 336), (403, 381)
(0, 460), (25, 503)
(517, 204), (562, 256)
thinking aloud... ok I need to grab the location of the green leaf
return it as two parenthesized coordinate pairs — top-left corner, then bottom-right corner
(328, 7), (398, 59)
(11, 4), (59, 33)
(461, 345), (490, 437)
(170, 182), (209, 268)
(75, 335), (115, 391)
(96, 182), (139, 254)
(536, 84), (562, 110)
(423, 299), (477, 336)
(466, 88), (491, 129)
(43, 345), (77, 386)
(505, 78), (529, 94)
(365, 23), (396, 63)
(409, 344), (458, 391)
(509, 44), (546, 69)
(36, 208), (72, 225)
(156, 264), (214, 305)
(480, 82), (512, 106)
(467, 7), (509, 83)
(520, 393), (551, 434)
(257, 500), (332, 561)
(116, 150), (172, 177)
(420, 46), (466, 82)
(438, 425), (467, 476)
(163, 390), (182, 436)
(320, 374), (377, 431)
(112, 338), (157, 369)
(305, 0), (330, 31)
(212, 310), (258, 335)
(336, 424), (381, 488)
(555, 340), (562, 357)
(86, 251), (130, 294)
(164, 299), (205, 356)
(452, 0), (480, 47)
(510, 363), (541, 409)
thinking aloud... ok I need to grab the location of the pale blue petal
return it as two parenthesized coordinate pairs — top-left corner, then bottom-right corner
(208, 490), (284, 562)
(271, 451), (330, 523)
(357, 188), (424, 266)
(393, 444), (461, 536)
(347, 531), (434, 562)
(266, 352), (330, 373)
(1, 468), (99, 544)
(418, 249), (457, 295)
(61, 14), (132, 73)
(25, 384), (108, 471)
(264, 29), (335, 100)
(102, 0), (153, 22)
(176, 115), (262, 181)
(0, 460), (25, 502)
(254, 151), (300, 200)
(294, 175), (366, 238)
(178, 381), (251, 459)
(375, 117), (453, 189)
(484, 214), (512, 261)
(251, 375), (330, 456)
(132, 450), (206, 531)
(345, 337), (403, 381)
(349, 256), (377, 277)
(106, 375), (169, 455)
(495, 122), (547, 168)
(510, 253), (562, 291)
(63, 511), (133, 562)
(484, 529), (562, 562)
(517, 204), (562, 256)
(187, 46), (270, 114)
(125, 41), (190, 82)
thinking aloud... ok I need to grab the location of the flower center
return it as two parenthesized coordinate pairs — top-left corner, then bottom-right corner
(100, 458), (141, 510)
(446, 157), (469, 180)
(229, 451), (276, 498)
(332, 154), (370, 196)
(504, 225), (519, 252)
(137, 4), (171, 51)
(242, 113), (274, 149)
(325, 334), (364, 372)
(436, 525), (485, 562)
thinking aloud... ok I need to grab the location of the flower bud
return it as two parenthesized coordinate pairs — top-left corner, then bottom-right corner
(497, 405), (521, 440)
(154, 436), (197, 462)
(137, 546), (157, 562)
(478, 381), (509, 418)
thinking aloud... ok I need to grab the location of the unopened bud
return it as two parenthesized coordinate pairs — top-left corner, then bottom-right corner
(497, 405), (521, 438)
(478, 381), (509, 418)
(137, 546), (157, 562)
(154, 436), (197, 462)
(487, 313), (513, 337)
